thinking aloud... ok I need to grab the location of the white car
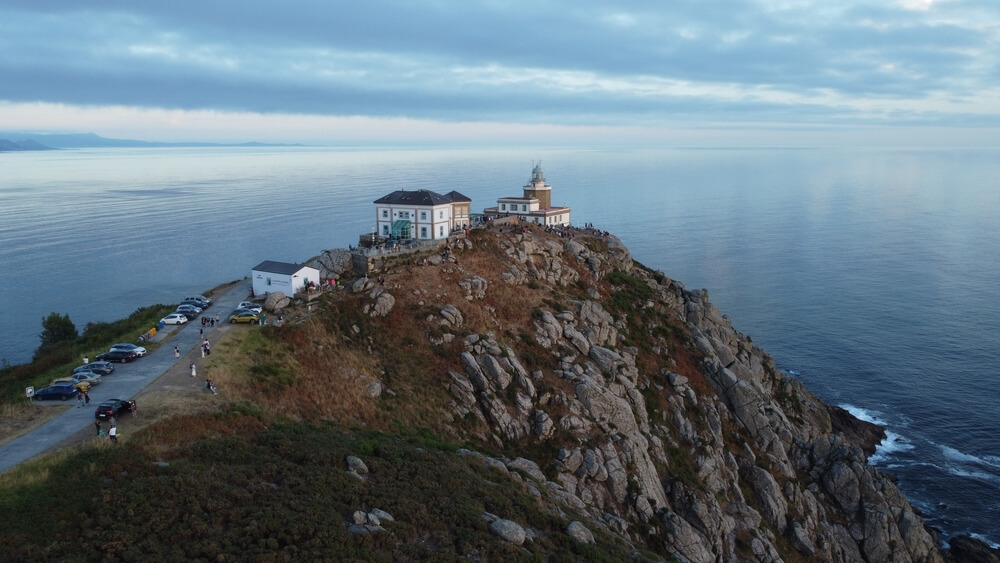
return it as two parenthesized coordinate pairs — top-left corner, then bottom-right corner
(237, 301), (263, 313)
(110, 343), (147, 356)
(161, 313), (189, 325)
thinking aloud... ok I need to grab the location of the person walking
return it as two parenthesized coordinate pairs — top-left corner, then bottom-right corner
(83, 390), (90, 405)
(76, 393), (83, 408)
(190, 362), (197, 377)
(174, 346), (180, 358)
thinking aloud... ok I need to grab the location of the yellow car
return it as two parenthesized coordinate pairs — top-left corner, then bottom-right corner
(51, 377), (91, 392)
(229, 310), (261, 324)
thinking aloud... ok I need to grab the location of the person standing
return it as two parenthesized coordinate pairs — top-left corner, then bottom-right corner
(95, 420), (101, 436)
(83, 356), (88, 364)
(130, 401), (137, 419)
(77, 393), (83, 408)
(190, 362), (197, 377)
(108, 426), (117, 443)
(83, 390), (90, 405)
(174, 346), (180, 358)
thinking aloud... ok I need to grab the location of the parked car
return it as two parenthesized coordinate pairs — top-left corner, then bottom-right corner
(179, 299), (209, 310)
(236, 301), (263, 313)
(96, 349), (138, 363)
(68, 372), (102, 387)
(110, 343), (146, 357)
(34, 382), (80, 401)
(176, 304), (203, 316)
(229, 310), (261, 324)
(94, 399), (135, 420)
(174, 309), (199, 321)
(74, 361), (115, 376)
(160, 313), (189, 325)
(51, 377), (91, 392)
(184, 296), (212, 308)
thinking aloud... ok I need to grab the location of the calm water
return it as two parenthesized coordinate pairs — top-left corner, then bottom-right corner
(1, 146), (998, 544)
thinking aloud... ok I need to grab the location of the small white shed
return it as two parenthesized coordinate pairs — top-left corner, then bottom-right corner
(252, 260), (320, 298)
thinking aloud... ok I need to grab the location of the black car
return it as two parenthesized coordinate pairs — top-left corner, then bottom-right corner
(95, 350), (138, 363)
(179, 299), (209, 310)
(74, 361), (116, 376)
(173, 309), (200, 321)
(95, 399), (135, 420)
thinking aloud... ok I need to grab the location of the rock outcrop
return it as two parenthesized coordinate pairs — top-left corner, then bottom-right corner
(425, 227), (946, 562)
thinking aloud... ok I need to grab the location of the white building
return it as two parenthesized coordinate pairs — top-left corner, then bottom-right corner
(373, 189), (472, 241)
(251, 261), (321, 298)
(483, 163), (571, 227)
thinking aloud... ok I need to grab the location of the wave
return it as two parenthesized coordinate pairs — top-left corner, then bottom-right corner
(940, 445), (1000, 470)
(838, 403), (915, 464)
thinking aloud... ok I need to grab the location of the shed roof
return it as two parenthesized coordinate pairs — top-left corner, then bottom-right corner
(253, 260), (309, 275)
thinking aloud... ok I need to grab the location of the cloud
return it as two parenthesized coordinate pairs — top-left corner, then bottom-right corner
(1, 0), (998, 142)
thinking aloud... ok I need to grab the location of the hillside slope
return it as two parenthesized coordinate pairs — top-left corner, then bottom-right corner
(1, 225), (972, 561)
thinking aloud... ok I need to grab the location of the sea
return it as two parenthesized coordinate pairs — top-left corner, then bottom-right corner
(1, 146), (998, 545)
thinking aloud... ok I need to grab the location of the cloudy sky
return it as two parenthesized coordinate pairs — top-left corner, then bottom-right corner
(1, 0), (998, 145)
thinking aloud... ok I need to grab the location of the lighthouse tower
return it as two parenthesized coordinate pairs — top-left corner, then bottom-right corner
(523, 162), (552, 209)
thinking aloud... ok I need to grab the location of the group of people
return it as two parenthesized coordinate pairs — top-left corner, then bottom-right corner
(76, 389), (91, 407)
(201, 314), (221, 328)
(94, 401), (135, 444)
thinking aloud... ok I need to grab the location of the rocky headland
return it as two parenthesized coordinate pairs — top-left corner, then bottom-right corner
(4, 224), (997, 561)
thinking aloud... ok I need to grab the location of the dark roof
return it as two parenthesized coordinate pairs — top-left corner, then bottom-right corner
(253, 260), (309, 275)
(444, 190), (471, 203)
(374, 189), (471, 206)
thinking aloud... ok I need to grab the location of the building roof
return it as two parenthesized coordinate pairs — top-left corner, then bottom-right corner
(374, 189), (466, 206)
(443, 190), (472, 203)
(252, 260), (310, 275)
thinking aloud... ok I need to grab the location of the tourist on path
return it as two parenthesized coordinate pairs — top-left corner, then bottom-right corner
(174, 346), (180, 358)
(130, 401), (137, 419)
(76, 393), (83, 408)
(190, 363), (197, 377)
(95, 420), (101, 436)
(108, 426), (117, 443)
(83, 390), (90, 405)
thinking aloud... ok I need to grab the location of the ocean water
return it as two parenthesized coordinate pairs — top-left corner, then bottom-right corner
(1, 146), (998, 544)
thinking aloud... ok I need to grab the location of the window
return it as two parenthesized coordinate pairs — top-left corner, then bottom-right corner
(420, 211), (427, 220)
(522, 204), (527, 212)
(501, 203), (506, 211)
(382, 209), (388, 218)
(383, 225), (389, 235)
(420, 227), (428, 238)
(439, 226), (444, 237)
(439, 211), (444, 219)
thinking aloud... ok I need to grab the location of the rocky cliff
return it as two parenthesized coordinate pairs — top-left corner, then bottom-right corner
(334, 225), (946, 562)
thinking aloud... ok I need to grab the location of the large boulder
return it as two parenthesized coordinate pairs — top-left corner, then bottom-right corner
(305, 249), (354, 280)
(263, 291), (290, 311)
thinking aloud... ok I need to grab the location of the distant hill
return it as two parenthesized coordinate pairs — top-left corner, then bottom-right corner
(0, 131), (304, 149)
(0, 138), (56, 151)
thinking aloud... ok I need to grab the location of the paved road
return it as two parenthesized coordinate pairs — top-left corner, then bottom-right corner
(0, 281), (251, 473)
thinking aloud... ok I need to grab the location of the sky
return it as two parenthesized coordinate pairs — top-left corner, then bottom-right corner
(1, 0), (999, 146)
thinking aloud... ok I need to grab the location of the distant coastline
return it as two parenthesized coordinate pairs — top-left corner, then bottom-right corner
(0, 131), (304, 151)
